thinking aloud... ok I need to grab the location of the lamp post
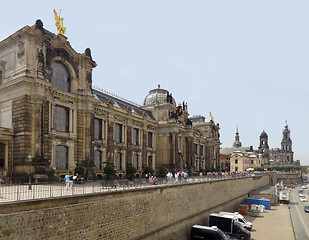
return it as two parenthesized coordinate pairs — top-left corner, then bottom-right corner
(28, 155), (32, 190)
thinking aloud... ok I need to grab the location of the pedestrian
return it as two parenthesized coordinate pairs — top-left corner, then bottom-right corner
(65, 172), (71, 190)
(69, 172), (73, 189)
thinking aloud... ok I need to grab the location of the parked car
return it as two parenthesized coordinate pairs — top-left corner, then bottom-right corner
(304, 206), (309, 213)
(189, 225), (231, 240)
(300, 196), (308, 202)
(302, 185), (307, 189)
(209, 213), (251, 240)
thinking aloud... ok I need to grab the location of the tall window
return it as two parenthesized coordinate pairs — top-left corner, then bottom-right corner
(0, 143), (4, 168)
(94, 118), (102, 140)
(200, 146), (204, 156)
(235, 159), (238, 164)
(148, 155), (153, 167)
(115, 123), (123, 143)
(55, 145), (68, 169)
(116, 152), (122, 170)
(132, 128), (139, 145)
(0, 70), (2, 84)
(148, 132), (153, 147)
(94, 150), (101, 170)
(54, 106), (69, 132)
(195, 144), (198, 155)
(51, 62), (70, 92)
(133, 154), (139, 169)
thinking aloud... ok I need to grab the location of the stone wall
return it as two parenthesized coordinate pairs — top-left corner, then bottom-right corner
(0, 175), (269, 240)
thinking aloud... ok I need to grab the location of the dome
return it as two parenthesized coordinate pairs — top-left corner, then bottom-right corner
(260, 130), (268, 138)
(143, 85), (176, 106)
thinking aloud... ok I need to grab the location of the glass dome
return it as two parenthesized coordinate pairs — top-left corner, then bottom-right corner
(143, 85), (176, 106)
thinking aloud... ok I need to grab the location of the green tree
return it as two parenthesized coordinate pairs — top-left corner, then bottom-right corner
(144, 166), (154, 175)
(104, 165), (115, 175)
(74, 166), (85, 176)
(158, 166), (168, 177)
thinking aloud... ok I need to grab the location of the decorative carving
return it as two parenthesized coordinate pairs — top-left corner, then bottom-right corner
(35, 19), (45, 33)
(86, 71), (92, 90)
(46, 48), (79, 78)
(84, 48), (92, 59)
(17, 41), (25, 58)
(37, 49), (46, 79)
(53, 9), (66, 36)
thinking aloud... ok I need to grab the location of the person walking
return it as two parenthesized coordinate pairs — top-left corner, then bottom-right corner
(65, 172), (71, 190)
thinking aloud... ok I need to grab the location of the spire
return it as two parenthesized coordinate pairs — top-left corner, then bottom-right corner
(233, 126), (242, 148)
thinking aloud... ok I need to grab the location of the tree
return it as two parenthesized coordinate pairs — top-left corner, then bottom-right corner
(158, 166), (167, 177)
(144, 166), (154, 175)
(104, 165), (115, 176)
(126, 165), (137, 179)
(74, 166), (85, 176)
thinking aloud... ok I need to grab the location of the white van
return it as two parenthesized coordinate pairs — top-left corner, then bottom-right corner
(218, 212), (252, 230)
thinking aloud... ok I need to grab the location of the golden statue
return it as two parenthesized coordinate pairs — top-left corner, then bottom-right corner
(209, 112), (214, 121)
(53, 9), (66, 36)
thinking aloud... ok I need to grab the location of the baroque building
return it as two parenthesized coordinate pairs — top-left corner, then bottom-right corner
(258, 121), (296, 166)
(0, 20), (220, 181)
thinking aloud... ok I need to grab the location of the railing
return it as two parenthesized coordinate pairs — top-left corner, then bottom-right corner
(0, 173), (269, 204)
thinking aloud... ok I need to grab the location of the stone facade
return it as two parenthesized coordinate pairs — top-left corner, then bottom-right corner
(0, 20), (221, 181)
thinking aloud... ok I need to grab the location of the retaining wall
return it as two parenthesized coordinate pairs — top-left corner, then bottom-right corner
(0, 176), (270, 240)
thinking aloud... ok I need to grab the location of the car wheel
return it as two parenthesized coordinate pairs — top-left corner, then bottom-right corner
(240, 235), (245, 240)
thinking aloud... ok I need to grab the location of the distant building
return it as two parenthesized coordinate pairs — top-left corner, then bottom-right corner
(230, 151), (263, 172)
(221, 122), (299, 172)
(258, 121), (299, 166)
(0, 20), (221, 181)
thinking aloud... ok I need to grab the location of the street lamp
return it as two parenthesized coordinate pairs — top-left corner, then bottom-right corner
(28, 155), (32, 190)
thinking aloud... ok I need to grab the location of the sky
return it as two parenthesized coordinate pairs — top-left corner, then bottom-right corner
(1, 1), (309, 165)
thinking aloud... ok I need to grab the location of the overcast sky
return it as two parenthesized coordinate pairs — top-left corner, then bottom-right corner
(2, 1), (309, 166)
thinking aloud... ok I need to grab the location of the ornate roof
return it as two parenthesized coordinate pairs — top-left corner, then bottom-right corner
(143, 84), (176, 107)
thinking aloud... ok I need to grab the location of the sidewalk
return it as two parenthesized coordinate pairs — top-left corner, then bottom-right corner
(245, 204), (294, 240)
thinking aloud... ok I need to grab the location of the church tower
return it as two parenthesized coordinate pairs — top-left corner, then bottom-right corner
(281, 121), (293, 162)
(233, 127), (242, 148)
(258, 130), (269, 164)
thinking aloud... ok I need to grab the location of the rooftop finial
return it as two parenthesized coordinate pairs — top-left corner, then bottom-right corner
(158, 84), (160, 89)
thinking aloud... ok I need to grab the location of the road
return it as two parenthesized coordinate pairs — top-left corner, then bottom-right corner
(289, 185), (309, 240)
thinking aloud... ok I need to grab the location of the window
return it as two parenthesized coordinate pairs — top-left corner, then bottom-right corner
(148, 155), (153, 167)
(54, 106), (69, 132)
(235, 159), (238, 164)
(195, 144), (198, 155)
(94, 150), (101, 170)
(251, 160), (253, 164)
(200, 146), (204, 156)
(116, 152), (122, 170)
(115, 123), (123, 143)
(51, 62), (70, 92)
(94, 118), (102, 140)
(148, 132), (153, 147)
(0, 70), (2, 84)
(0, 143), (4, 168)
(55, 145), (68, 169)
(132, 128), (139, 145)
(133, 154), (138, 169)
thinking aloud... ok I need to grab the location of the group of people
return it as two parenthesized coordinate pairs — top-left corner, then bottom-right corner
(166, 171), (188, 183)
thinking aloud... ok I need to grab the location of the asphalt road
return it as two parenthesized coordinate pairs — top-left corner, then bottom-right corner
(289, 186), (309, 240)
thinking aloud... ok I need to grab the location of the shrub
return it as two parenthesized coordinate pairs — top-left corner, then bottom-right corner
(144, 166), (154, 175)
(126, 165), (137, 175)
(158, 166), (167, 177)
(104, 165), (115, 175)
(74, 166), (85, 176)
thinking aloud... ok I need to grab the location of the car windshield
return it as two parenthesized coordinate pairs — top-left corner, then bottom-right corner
(217, 228), (230, 240)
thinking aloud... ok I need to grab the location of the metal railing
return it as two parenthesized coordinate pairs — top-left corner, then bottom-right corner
(0, 173), (269, 204)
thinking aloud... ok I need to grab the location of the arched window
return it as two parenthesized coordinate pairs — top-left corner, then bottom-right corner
(55, 145), (68, 169)
(94, 150), (101, 170)
(116, 152), (122, 170)
(51, 62), (70, 92)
